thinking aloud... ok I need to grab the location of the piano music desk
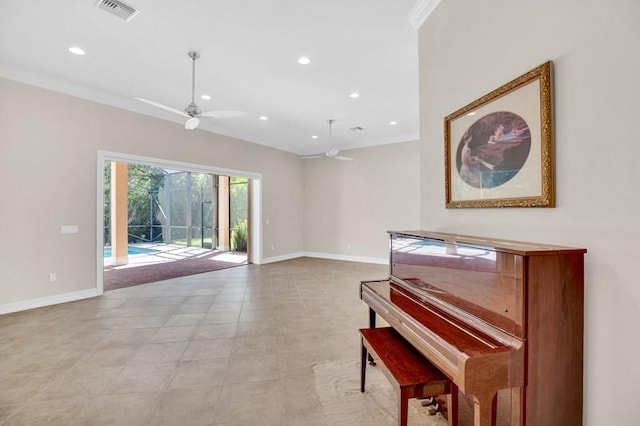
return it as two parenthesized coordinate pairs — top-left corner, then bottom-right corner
(360, 327), (458, 426)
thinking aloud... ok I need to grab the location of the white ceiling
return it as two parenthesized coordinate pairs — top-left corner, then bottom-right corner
(0, 0), (421, 155)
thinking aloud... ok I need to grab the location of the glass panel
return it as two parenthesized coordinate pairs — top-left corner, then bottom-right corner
(170, 227), (187, 245)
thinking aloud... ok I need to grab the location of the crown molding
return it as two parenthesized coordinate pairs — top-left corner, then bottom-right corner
(408, 0), (444, 30)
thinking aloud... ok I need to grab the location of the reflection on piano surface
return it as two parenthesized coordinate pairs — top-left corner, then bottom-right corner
(360, 231), (586, 426)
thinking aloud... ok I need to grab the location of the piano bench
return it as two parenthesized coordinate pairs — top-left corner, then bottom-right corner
(360, 327), (458, 426)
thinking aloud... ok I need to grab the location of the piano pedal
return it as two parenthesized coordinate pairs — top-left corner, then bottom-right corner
(420, 396), (436, 406)
(367, 354), (376, 366)
(426, 403), (441, 416)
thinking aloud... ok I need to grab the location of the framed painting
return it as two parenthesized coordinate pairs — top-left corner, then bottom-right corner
(444, 61), (554, 208)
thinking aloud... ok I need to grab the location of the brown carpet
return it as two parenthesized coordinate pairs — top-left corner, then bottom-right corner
(104, 253), (246, 291)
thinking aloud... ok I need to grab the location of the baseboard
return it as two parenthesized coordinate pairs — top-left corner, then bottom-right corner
(0, 288), (100, 315)
(257, 252), (306, 264)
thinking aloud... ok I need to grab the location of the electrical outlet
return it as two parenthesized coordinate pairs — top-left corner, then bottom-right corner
(60, 225), (78, 234)
(50, 273), (57, 282)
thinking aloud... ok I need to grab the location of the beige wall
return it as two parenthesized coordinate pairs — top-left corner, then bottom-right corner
(0, 77), (418, 311)
(0, 77), (304, 307)
(418, 1), (640, 424)
(303, 141), (420, 261)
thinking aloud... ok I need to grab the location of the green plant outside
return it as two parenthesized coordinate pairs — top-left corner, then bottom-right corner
(231, 220), (248, 252)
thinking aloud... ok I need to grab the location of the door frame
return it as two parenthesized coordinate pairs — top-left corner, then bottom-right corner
(96, 150), (262, 295)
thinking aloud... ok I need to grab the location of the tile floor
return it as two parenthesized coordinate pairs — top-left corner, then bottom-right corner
(0, 258), (448, 425)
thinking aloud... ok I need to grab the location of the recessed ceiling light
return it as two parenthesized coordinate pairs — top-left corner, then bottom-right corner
(389, 121), (398, 126)
(200, 94), (211, 100)
(259, 116), (268, 121)
(311, 135), (318, 139)
(68, 46), (86, 56)
(297, 56), (311, 65)
(349, 92), (360, 99)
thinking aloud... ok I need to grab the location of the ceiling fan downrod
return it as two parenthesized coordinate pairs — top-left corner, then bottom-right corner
(185, 51), (201, 116)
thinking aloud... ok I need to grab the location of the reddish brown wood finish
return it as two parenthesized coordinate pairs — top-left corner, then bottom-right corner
(360, 327), (456, 426)
(360, 231), (586, 426)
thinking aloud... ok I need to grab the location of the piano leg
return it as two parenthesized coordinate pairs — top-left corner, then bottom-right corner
(368, 308), (376, 365)
(399, 387), (410, 426)
(472, 392), (497, 426)
(360, 337), (367, 393)
(448, 383), (459, 426)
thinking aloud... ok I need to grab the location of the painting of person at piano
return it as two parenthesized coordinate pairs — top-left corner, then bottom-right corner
(455, 111), (531, 189)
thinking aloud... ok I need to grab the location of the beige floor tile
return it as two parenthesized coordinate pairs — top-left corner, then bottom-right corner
(224, 353), (279, 384)
(235, 320), (278, 337)
(207, 302), (243, 313)
(231, 334), (277, 357)
(203, 311), (240, 324)
(3, 398), (91, 426)
(194, 323), (238, 340)
(146, 386), (221, 426)
(181, 338), (234, 360)
(128, 341), (189, 364)
(0, 405), (19, 424)
(1, 259), (411, 426)
(102, 362), (177, 395)
(151, 325), (199, 343)
(164, 313), (207, 326)
(169, 359), (228, 389)
(33, 365), (122, 401)
(75, 345), (139, 368)
(214, 380), (283, 425)
(70, 392), (160, 425)
(0, 372), (57, 405)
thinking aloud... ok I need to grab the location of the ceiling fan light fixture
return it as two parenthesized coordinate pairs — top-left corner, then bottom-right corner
(326, 147), (340, 158)
(185, 117), (200, 130)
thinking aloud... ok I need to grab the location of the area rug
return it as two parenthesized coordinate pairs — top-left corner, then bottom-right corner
(312, 360), (449, 426)
(103, 255), (245, 291)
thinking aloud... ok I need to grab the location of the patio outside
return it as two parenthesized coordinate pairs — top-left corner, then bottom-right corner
(103, 162), (249, 290)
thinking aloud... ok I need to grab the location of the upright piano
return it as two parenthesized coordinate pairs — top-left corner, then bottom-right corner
(360, 231), (586, 426)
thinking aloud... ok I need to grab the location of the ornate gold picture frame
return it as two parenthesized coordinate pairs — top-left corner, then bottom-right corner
(445, 61), (554, 208)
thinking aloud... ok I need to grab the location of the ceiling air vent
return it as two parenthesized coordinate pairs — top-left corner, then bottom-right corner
(95, 0), (139, 21)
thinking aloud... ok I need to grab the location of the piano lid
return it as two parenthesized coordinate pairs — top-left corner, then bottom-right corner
(389, 230), (587, 256)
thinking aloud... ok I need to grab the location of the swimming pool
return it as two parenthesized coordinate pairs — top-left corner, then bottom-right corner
(103, 246), (157, 257)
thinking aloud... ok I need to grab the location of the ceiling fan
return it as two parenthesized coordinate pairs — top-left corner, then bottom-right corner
(135, 51), (245, 130)
(301, 120), (354, 161)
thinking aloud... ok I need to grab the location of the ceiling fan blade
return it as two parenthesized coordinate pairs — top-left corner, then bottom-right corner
(135, 97), (189, 117)
(334, 156), (354, 161)
(199, 110), (247, 119)
(301, 155), (321, 159)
